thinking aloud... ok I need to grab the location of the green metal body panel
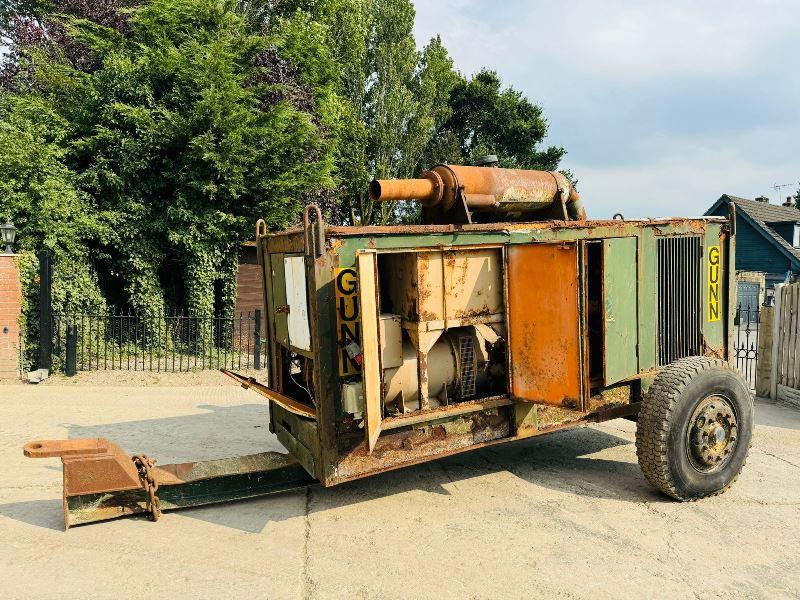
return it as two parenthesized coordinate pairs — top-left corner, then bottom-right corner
(256, 217), (734, 486)
(603, 237), (639, 384)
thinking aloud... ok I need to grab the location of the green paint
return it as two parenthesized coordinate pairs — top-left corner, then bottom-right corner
(703, 224), (726, 352)
(603, 237), (639, 383)
(259, 218), (732, 486)
(637, 230), (657, 370)
(66, 465), (316, 526)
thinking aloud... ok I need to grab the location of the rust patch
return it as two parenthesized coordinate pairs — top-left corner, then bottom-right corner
(703, 342), (725, 359)
(507, 243), (583, 409)
(586, 384), (632, 413)
(334, 410), (510, 481)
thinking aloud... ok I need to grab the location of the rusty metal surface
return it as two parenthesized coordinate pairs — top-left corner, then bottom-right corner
(317, 217), (723, 238)
(24, 437), (316, 528)
(333, 408), (511, 483)
(24, 438), (109, 458)
(369, 164), (584, 223)
(507, 243), (584, 409)
(222, 369), (317, 419)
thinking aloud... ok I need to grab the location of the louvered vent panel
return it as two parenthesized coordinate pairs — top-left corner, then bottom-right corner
(657, 236), (703, 366)
(458, 336), (476, 398)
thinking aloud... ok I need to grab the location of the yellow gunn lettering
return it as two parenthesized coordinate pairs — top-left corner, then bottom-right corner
(707, 246), (721, 322)
(335, 267), (361, 376)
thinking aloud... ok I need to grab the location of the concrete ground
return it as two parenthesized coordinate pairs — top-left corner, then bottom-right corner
(1, 375), (799, 599)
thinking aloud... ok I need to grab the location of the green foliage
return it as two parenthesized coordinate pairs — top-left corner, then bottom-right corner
(0, 94), (107, 366)
(4, 0), (340, 323)
(432, 69), (565, 173)
(2, 0), (573, 370)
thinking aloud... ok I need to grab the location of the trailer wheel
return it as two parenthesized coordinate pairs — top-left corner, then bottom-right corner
(636, 357), (753, 500)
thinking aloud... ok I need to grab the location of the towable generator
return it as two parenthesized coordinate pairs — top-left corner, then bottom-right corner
(25, 163), (753, 528)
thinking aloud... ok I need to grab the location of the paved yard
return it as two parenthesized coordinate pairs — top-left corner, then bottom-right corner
(1, 376), (799, 599)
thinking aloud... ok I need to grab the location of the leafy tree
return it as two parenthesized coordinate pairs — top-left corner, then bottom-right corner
(2, 0), (340, 320)
(0, 94), (108, 366)
(2, 0), (573, 345)
(430, 69), (565, 173)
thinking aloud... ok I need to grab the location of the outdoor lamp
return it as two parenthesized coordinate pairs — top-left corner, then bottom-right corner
(1, 221), (17, 253)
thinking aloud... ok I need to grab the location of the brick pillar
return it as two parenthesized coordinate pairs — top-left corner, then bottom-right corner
(0, 254), (22, 379)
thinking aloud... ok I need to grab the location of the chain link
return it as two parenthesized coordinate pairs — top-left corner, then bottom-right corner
(132, 454), (161, 521)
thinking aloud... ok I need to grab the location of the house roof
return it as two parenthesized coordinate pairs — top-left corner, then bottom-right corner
(706, 194), (800, 266)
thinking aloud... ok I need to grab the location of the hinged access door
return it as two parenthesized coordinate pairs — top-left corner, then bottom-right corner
(507, 242), (583, 409)
(356, 250), (383, 451)
(602, 237), (639, 384)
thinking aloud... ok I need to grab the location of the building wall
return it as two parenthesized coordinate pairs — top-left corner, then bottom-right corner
(734, 218), (794, 275)
(0, 255), (22, 379)
(708, 204), (795, 283)
(235, 245), (263, 318)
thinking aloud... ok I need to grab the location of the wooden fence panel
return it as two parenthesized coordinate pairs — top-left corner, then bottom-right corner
(774, 282), (800, 390)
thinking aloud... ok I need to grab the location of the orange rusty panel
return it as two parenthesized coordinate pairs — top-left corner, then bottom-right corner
(507, 243), (583, 409)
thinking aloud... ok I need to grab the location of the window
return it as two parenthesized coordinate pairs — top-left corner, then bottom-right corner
(794, 223), (800, 248)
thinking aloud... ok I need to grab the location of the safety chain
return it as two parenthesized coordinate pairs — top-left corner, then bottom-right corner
(132, 454), (162, 521)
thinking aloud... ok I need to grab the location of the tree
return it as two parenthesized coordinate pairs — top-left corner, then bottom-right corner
(2, 0), (340, 318)
(0, 94), (108, 366)
(430, 69), (565, 172)
(2, 0), (572, 324)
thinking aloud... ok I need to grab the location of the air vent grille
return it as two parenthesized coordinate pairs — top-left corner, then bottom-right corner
(458, 336), (476, 398)
(657, 236), (703, 365)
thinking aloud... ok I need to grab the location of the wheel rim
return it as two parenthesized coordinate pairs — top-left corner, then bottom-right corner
(685, 394), (739, 473)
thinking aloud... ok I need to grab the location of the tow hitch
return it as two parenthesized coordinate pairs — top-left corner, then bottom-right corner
(24, 438), (316, 529)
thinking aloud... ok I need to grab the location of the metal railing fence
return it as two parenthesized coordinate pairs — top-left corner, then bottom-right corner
(51, 309), (264, 373)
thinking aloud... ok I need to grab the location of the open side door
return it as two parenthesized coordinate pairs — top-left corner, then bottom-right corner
(602, 237), (639, 384)
(507, 242), (584, 409)
(356, 250), (383, 451)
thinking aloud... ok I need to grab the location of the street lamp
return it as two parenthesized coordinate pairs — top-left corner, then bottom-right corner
(1, 221), (17, 254)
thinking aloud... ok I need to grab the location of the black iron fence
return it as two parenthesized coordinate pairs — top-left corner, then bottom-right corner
(51, 310), (265, 374)
(733, 304), (760, 390)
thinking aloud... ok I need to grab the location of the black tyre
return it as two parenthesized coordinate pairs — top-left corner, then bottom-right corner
(636, 357), (753, 500)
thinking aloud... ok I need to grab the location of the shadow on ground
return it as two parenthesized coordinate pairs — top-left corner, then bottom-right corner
(1, 401), (678, 533)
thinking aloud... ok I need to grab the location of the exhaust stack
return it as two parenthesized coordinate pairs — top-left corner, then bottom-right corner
(369, 164), (585, 225)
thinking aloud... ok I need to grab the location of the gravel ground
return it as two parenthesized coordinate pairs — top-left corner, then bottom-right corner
(1, 383), (799, 599)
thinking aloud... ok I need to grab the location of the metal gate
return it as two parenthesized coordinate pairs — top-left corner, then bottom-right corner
(733, 304), (759, 390)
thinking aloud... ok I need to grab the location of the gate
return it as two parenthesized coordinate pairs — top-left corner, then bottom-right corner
(733, 304), (759, 390)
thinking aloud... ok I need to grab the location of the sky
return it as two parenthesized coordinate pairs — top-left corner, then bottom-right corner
(413, 0), (800, 219)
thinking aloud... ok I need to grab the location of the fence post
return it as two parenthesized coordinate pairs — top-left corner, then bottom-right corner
(38, 251), (52, 372)
(755, 306), (773, 398)
(65, 324), (77, 376)
(770, 284), (785, 400)
(254, 309), (262, 370)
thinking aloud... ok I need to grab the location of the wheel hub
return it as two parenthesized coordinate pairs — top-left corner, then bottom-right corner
(686, 395), (738, 472)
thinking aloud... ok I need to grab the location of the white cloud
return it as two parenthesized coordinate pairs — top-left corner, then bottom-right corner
(413, 0), (800, 218)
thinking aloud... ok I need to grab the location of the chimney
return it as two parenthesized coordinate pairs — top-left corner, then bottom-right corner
(783, 196), (795, 208)
(755, 195), (770, 203)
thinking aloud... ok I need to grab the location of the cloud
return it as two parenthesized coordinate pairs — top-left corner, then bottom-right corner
(414, 0), (800, 218)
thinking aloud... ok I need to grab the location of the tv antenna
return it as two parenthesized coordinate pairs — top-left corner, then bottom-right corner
(775, 182), (798, 204)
